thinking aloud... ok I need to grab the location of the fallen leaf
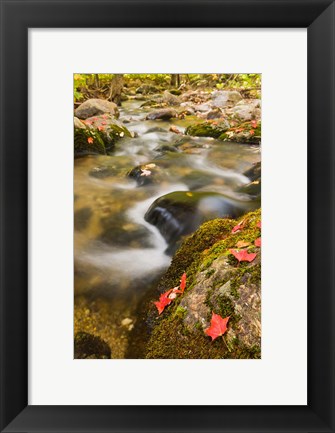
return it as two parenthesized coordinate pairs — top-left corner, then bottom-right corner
(236, 240), (250, 248)
(154, 289), (174, 315)
(229, 249), (257, 263)
(231, 220), (245, 233)
(257, 221), (261, 229)
(254, 237), (261, 247)
(249, 129), (255, 136)
(251, 120), (258, 128)
(87, 137), (94, 144)
(205, 313), (230, 341)
(180, 272), (187, 293)
(140, 169), (151, 177)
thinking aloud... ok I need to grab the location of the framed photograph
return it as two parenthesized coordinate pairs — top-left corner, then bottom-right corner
(1, 0), (334, 432)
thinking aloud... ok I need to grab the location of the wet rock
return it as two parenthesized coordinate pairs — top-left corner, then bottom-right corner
(75, 98), (119, 120)
(243, 161), (261, 182)
(74, 207), (92, 231)
(99, 216), (154, 248)
(154, 144), (180, 154)
(180, 171), (218, 190)
(74, 331), (111, 359)
(128, 163), (164, 186)
(237, 179), (261, 198)
(144, 191), (257, 254)
(146, 108), (178, 120)
(89, 165), (119, 179)
(211, 90), (242, 108)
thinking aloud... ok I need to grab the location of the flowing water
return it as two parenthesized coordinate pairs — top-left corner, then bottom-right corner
(74, 99), (261, 357)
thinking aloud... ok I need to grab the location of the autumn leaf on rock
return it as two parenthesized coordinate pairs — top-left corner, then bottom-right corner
(180, 272), (187, 293)
(87, 137), (94, 144)
(249, 129), (255, 136)
(154, 289), (173, 315)
(251, 120), (258, 128)
(205, 313), (230, 341)
(231, 220), (245, 233)
(229, 249), (257, 263)
(254, 237), (261, 247)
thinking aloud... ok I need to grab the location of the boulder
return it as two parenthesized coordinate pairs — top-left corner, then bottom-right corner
(75, 114), (133, 154)
(74, 127), (106, 156)
(185, 119), (230, 138)
(211, 90), (243, 108)
(144, 191), (258, 254)
(145, 209), (261, 359)
(230, 104), (261, 121)
(146, 108), (178, 121)
(128, 163), (164, 186)
(163, 90), (180, 106)
(75, 98), (119, 119)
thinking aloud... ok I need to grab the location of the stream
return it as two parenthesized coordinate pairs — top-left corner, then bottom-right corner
(74, 99), (261, 358)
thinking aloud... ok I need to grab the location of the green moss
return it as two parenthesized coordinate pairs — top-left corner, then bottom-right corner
(219, 121), (261, 144)
(185, 121), (229, 138)
(74, 127), (106, 156)
(156, 218), (235, 292)
(174, 306), (187, 319)
(145, 209), (261, 359)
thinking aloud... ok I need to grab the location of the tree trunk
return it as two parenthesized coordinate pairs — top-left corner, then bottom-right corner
(94, 74), (100, 88)
(108, 74), (124, 105)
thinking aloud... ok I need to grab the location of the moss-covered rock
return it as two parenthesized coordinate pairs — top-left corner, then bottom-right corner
(186, 119), (261, 144)
(145, 209), (261, 359)
(185, 119), (230, 138)
(74, 114), (132, 156)
(74, 127), (106, 156)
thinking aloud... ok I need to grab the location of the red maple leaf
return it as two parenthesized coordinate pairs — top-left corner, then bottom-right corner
(231, 220), (245, 233)
(251, 120), (258, 128)
(180, 272), (187, 293)
(87, 137), (94, 144)
(154, 289), (173, 315)
(205, 313), (230, 341)
(229, 249), (257, 263)
(254, 237), (261, 247)
(257, 221), (261, 229)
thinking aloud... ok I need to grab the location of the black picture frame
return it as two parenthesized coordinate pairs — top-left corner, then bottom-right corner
(1, 0), (334, 432)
